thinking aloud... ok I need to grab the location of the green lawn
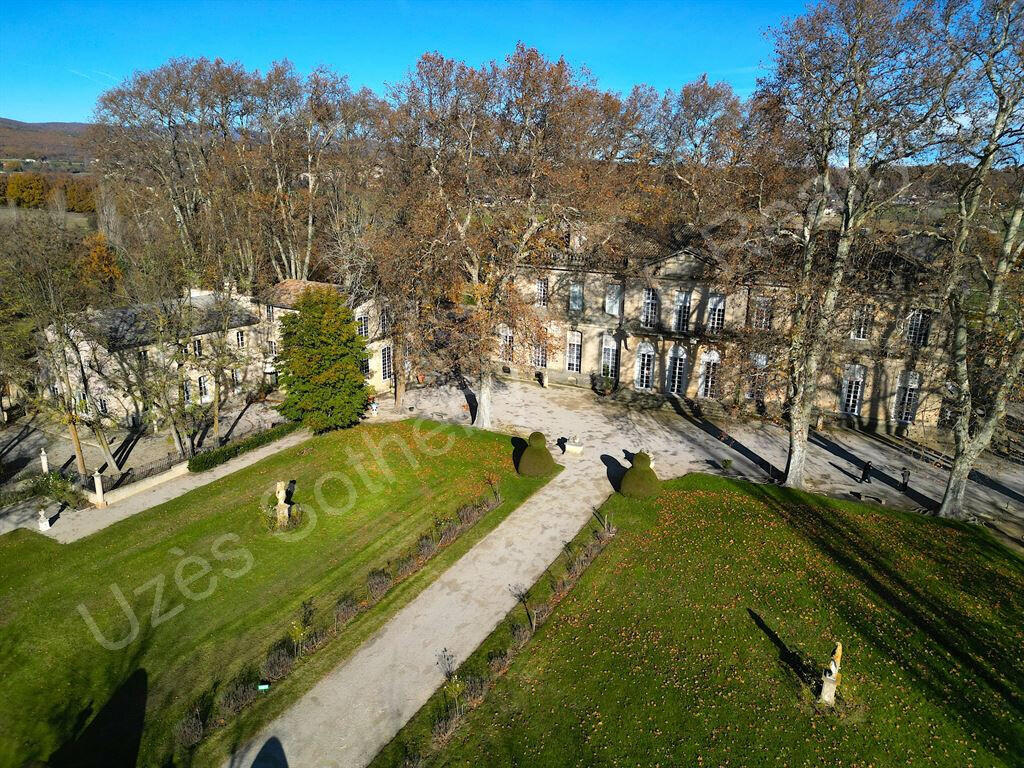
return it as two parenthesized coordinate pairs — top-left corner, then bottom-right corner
(0, 419), (552, 767)
(377, 474), (1024, 768)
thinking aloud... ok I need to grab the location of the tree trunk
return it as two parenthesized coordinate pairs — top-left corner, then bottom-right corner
(937, 450), (975, 518)
(92, 424), (119, 472)
(783, 402), (811, 489)
(476, 371), (493, 429)
(394, 346), (406, 408)
(169, 422), (185, 458)
(68, 420), (88, 477)
(213, 377), (221, 443)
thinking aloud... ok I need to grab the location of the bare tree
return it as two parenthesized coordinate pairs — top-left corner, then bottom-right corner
(933, 0), (1024, 517)
(759, 0), (956, 488)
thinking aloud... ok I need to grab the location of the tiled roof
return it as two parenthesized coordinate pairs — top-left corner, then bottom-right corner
(262, 279), (342, 309)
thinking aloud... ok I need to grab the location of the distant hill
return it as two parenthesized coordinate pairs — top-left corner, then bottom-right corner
(0, 118), (91, 163)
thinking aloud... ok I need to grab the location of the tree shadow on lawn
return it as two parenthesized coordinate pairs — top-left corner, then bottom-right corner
(739, 480), (1024, 760)
(747, 609), (818, 692)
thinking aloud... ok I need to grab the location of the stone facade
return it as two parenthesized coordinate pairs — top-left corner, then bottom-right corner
(502, 252), (949, 440)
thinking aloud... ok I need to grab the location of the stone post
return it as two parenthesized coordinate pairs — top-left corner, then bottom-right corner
(93, 469), (106, 508)
(40, 448), (49, 474)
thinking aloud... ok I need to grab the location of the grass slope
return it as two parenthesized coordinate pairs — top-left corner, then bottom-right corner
(393, 474), (1024, 768)
(0, 420), (551, 767)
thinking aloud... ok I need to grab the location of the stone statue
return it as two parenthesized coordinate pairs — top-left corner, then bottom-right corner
(274, 481), (291, 528)
(38, 509), (51, 532)
(819, 641), (842, 705)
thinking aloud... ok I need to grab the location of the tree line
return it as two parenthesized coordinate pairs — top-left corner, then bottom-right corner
(0, 171), (96, 212)
(0, 0), (1021, 518)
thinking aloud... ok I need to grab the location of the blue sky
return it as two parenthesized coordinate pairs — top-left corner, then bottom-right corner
(0, 0), (805, 123)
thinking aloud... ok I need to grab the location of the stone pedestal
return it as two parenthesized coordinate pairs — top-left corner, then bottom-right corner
(565, 436), (583, 458)
(819, 671), (839, 705)
(274, 481), (292, 529)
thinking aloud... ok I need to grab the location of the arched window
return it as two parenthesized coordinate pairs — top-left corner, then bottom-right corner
(601, 333), (619, 380)
(666, 345), (688, 395)
(641, 288), (659, 328)
(699, 349), (721, 399)
(566, 330), (582, 373)
(635, 342), (655, 390)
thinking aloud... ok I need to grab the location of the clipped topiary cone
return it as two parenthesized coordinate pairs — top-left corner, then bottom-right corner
(620, 451), (660, 498)
(518, 431), (556, 476)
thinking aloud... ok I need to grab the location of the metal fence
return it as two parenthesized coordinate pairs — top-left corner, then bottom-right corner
(58, 419), (286, 492)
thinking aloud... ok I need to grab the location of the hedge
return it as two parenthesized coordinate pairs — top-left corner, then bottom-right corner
(187, 421), (301, 473)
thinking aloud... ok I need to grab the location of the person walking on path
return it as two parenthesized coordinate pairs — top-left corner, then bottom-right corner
(900, 466), (910, 493)
(859, 460), (873, 484)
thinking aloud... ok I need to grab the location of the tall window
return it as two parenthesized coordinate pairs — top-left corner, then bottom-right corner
(674, 291), (691, 333)
(706, 294), (726, 333)
(894, 370), (920, 424)
(748, 353), (768, 400)
(906, 309), (931, 348)
(666, 345), (687, 395)
(193, 338), (203, 357)
(231, 369), (241, 390)
(380, 309), (391, 337)
(356, 315), (369, 337)
(601, 334), (619, 379)
(604, 284), (623, 317)
(641, 288), (658, 328)
(266, 304), (274, 322)
(532, 342), (547, 368)
(840, 363), (866, 416)
(268, 339), (277, 356)
(359, 355), (370, 376)
(499, 326), (514, 363)
(699, 351), (721, 399)
(381, 346), (394, 380)
(566, 331), (582, 373)
(236, 330), (246, 349)
(198, 375), (209, 402)
(635, 343), (655, 389)
(751, 297), (773, 331)
(535, 278), (549, 307)
(183, 380), (192, 404)
(568, 282), (584, 312)
(98, 398), (108, 415)
(851, 304), (872, 340)
(50, 382), (60, 398)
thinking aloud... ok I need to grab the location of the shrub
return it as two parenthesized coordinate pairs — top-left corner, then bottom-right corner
(517, 431), (555, 476)
(464, 673), (487, 703)
(261, 646), (293, 681)
(437, 518), (460, 546)
(619, 452), (660, 498)
(487, 649), (509, 676)
(188, 421), (300, 472)
(431, 709), (459, 742)
(334, 593), (359, 625)
(367, 567), (393, 600)
(417, 534), (437, 560)
(395, 554), (417, 580)
(509, 620), (532, 650)
(174, 708), (204, 749)
(216, 675), (258, 718)
(456, 502), (482, 527)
